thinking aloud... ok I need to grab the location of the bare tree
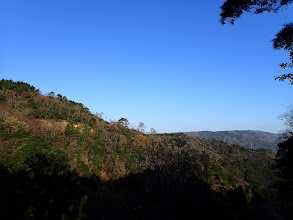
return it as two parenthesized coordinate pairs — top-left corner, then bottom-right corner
(138, 122), (146, 133)
(150, 128), (157, 134)
(279, 106), (293, 137)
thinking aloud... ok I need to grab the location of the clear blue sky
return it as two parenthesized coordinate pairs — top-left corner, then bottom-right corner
(1, 0), (292, 133)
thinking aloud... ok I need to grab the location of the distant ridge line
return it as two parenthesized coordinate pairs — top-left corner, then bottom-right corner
(182, 130), (281, 151)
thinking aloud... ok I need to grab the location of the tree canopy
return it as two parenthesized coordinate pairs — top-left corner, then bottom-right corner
(0, 79), (38, 93)
(220, 0), (293, 84)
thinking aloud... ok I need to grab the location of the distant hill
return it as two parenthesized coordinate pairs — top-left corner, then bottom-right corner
(183, 130), (282, 151)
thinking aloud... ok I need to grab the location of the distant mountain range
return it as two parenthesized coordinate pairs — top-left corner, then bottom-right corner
(183, 130), (282, 151)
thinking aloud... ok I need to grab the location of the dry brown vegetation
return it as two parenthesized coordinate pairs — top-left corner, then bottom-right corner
(0, 80), (277, 194)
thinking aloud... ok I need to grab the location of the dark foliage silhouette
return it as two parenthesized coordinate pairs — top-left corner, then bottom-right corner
(220, 0), (293, 84)
(275, 135), (293, 216)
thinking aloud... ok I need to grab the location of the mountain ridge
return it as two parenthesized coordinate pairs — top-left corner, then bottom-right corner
(183, 130), (282, 151)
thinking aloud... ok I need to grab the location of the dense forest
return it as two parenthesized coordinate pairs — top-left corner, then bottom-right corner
(0, 79), (291, 219)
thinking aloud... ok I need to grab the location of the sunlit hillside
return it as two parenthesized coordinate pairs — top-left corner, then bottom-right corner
(0, 79), (284, 219)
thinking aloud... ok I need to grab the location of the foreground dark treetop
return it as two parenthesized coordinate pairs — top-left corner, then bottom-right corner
(220, 0), (293, 84)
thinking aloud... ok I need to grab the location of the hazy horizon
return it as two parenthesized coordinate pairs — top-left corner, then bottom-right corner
(161, 129), (281, 135)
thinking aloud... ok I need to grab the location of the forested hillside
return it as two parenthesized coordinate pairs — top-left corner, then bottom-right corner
(184, 130), (281, 151)
(0, 79), (282, 219)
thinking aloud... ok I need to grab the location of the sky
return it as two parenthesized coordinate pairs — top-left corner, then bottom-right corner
(1, 0), (292, 133)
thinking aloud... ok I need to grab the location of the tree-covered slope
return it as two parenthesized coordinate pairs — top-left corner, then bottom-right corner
(0, 79), (280, 219)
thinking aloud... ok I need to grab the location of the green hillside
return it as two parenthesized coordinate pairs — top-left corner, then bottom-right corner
(0, 79), (282, 219)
